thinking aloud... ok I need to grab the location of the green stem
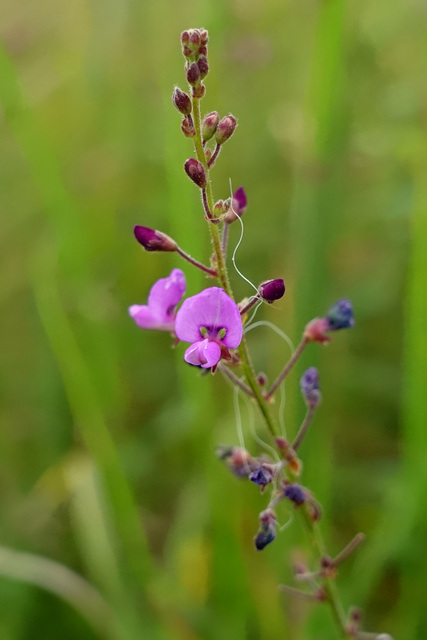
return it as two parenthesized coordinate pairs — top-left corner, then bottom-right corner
(191, 90), (349, 640)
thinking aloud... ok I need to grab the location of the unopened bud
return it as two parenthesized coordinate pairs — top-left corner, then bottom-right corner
(181, 31), (190, 45)
(184, 158), (207, 188)
(223, 186), (248, 224)
(133, 226), (177, 252)
(192, 83), (206, 99)
(200, 29), (209, 45)
(197, 56), (209, 79)
(186, 62), (201, 86)
(188, 29), (201, 49)
(283, 483), (306, 506)
(257, 372), (268, 387)
(172, 87), (192, 115)
(258, 279), (285, 303)
(199, 45), (208, 56)
(213, 200), (228, 216)
(204, 148), (212, 163)
(326, 299), (355, 331)
(216, 445), (257, 478)
(300, 367), (321, 409)
(254, 509), (276, 551)
(215, 114), (237, 145)
(249, 465), (273, 488)
(181, 115), (196, 138)
(202, 111), (219, 141)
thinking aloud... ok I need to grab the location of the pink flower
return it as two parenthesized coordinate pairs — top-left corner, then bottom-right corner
(129, 268), (186, 332)
(175, 287), (243, 369)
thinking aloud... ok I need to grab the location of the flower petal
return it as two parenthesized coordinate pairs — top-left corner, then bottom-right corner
(175, 287), (242, 348)
(147, 268), (186, 322)
(184, 339), (221, 368)
(129, 305), (175, 331)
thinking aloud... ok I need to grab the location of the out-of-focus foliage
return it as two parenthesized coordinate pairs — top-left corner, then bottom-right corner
(0, 0), (425, 639)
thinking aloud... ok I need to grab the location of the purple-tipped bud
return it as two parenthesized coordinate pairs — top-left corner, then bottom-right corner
(197, 56), (209, 79)
(249, 465), (273, 487)
(215, 115), (237, 145)
(186, 62), (201, 86)
(300, 367), (321, 409)
(258, 279), (286, 303)
(133, 226), (178, 252)
(182, 45), (193, 58)
(181, 116), (196, 138)
(254, 509), (277, 551)
(284, 483), (306, 506)
(192, 83), (206, 99)
(326, 299), (355, 331)
(184, 158), (207, 188)
(181, 31), (190, 45)
(199, 45), (208, 56)
(172, 87), (192, 115)
(202, 111), (219, 141)
(200, 29), (209, 45)
(257, 372), (268, 387)
(223, 187), (248, 224)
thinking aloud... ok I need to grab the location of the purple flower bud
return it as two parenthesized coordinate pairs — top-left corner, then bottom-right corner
(200, 29), (209, 45)
(300, 367), (321, 409)
(326, 299), (355, 331)
(133, 226), (177, 252)
(249, 465), (273, 487)
(184, 158), (207, 188)
(181, 31), (190, 45)
(258, 279), (286, 303)
(197, 56), (209, 79)
(199, 45), (208, 56)
(284, 483), (306, 506)
(202, 111), (219, 141)
(188, 29), (201, 48)
(223, 187), (248, 224)
(182, 45), (193, 58)
(186, 62), (201, 86)
(215, 115), (237, 145)
(172, 87), (192, 115)
(254, 509), (277, 551)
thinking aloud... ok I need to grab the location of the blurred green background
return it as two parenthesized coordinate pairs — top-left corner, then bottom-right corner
(1, 0), (426, 638)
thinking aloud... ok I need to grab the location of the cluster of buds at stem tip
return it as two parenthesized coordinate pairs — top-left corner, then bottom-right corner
(181, 29), (209, 98)
(181, 28), (209, 59)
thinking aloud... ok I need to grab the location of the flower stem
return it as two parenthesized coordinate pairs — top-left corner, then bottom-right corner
(265, 337), (308, 401)
(208, 143), (221, 168)
(292, 406), (315, 451)
(219, 364), (254, 397)
(176, 246), (217, 277)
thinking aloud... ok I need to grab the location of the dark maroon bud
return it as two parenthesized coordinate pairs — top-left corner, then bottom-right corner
(181, 115), (196, 138)
(254, 509), (277, 551)
(182, 45), (193, 58)
(172, 87), (192, 115)
(181, 31), (190, 45)
(197, 56), (209, 79)
(215, 114), (237, 145)
(192, 84), (205, 99)
(258, 279), (286, 303)
(200, 29), (209, 44)
(257, 372), (267, 387)
(133, 226), (177, 252)
(202, 111), (219, 141)
(184, 158), (207, 188)
(186, 62), (201, 86)
(189, 29), (201, 48)
(199, 45), (208, 56)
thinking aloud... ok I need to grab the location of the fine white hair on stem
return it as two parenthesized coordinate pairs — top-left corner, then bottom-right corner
(228, 178), (258, 294)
